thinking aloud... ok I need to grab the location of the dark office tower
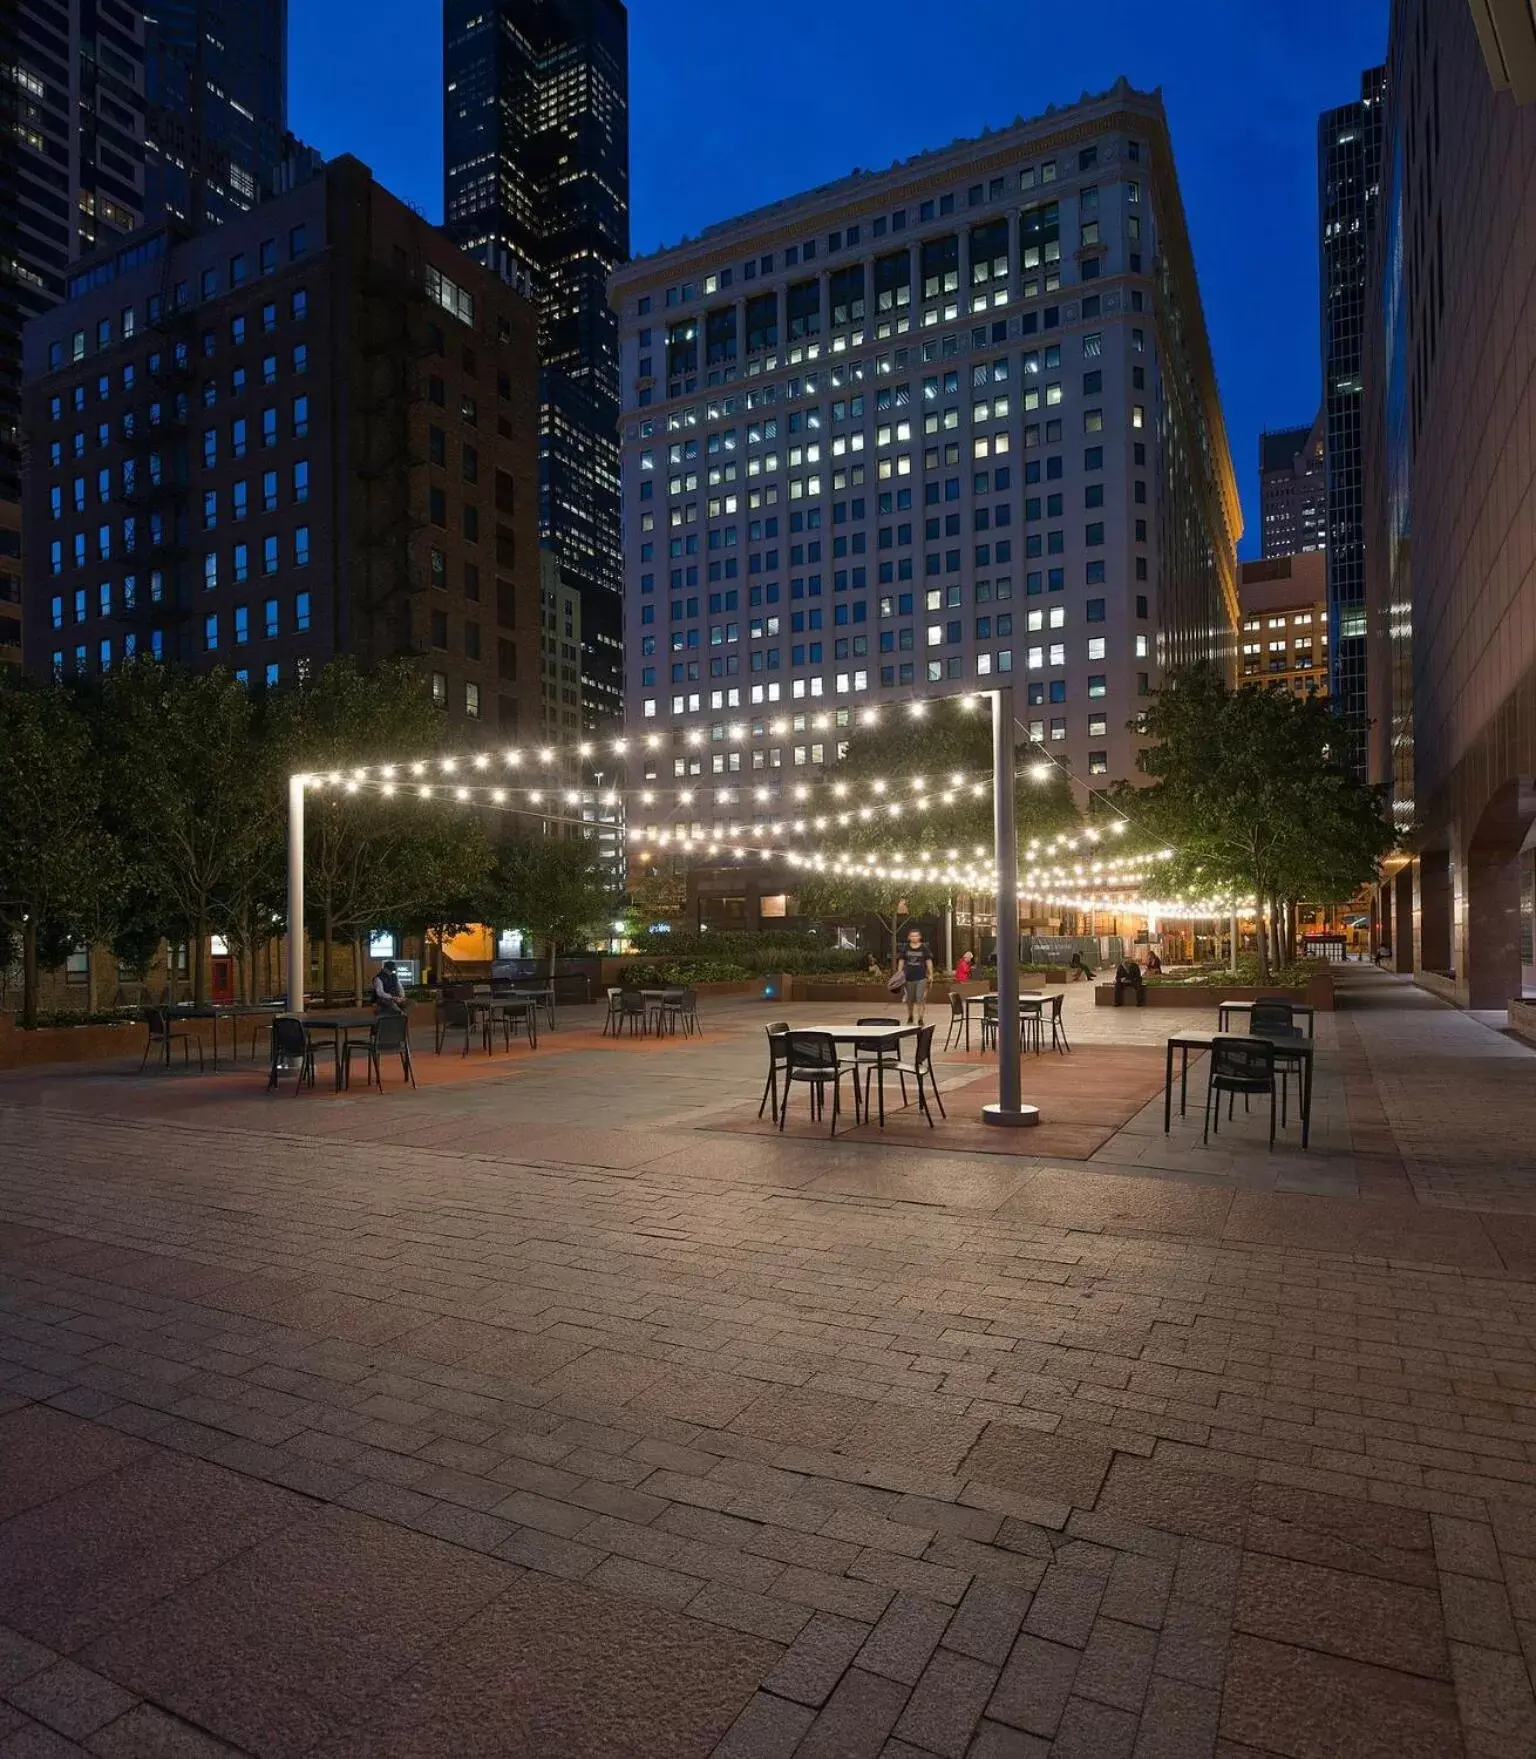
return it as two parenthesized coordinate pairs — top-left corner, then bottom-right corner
(143, 0), (289, 228)
(1258, 411), (1326, 558)
(443, 0), (629, 731)
(1318, 67), (1385, 772)
(1, 1), (148, 672)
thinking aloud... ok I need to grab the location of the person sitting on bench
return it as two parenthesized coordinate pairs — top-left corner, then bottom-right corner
(1113, 957), (1146, 1007)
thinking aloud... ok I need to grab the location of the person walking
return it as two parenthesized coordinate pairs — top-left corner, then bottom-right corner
(895, 928), (935, 1025)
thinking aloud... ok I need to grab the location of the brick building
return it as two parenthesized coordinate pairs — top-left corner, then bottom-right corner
(21, 155), (542, 732)
(1238, 551), (1329, 697)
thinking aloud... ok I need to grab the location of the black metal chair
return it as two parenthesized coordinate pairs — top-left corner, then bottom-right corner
(1047, 991), (1071, 1055)
(980, 997), (999, 1052)
(491, 999), (538, 1051)
(619, 991), (648, 1036)
(780, 1030), (863, 1136)
(758, 1021), (791, 1121)
(854, 1016), (907, 1108)
(662, 988), (700, 1037)
(1250, 998), (1304, 1039)
(140, 1007), (204, 1073)
(601, 987), (624, 1036)
(435, 996), (475, 1055)
(943, 991), (965, 1052)
(343, 1013), (416, 1092)
(1203, 1036), (1278, 1147)
(267, 1016), (335, 1094)
(865, 1023), (946, 1127)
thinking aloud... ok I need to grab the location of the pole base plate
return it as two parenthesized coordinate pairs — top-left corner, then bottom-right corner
(981, 1103), (1041, 1128)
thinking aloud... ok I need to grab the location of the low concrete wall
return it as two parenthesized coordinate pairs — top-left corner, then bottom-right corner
(1508, 1000), (1536, 1048)
(1095, 976), (1335, 1012)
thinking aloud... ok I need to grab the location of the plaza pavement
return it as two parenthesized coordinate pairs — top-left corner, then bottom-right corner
(0, 969), (1535, 1755)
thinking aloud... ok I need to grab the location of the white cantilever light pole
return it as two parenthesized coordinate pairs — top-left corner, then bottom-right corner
(983, 683), (1038, 1128)
(286, 773), (305, 1012)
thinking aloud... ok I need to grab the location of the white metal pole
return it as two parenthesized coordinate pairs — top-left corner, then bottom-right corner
(286, 773), (306, 1012)
(984, 684), (1037, 1128)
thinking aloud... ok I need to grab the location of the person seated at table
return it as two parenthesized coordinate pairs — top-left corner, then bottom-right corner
(1113, 957), (1146, 1007)
(370, 960), (408, 1014)
(1144, 947), (1163, 975)
(955, 949), (976, 983)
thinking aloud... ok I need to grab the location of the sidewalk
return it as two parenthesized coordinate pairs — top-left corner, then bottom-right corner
(0, 973), (1534, 1755)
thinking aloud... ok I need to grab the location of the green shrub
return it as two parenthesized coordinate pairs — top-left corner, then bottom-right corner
(628, 932), (866, 978)
(617, 960), (753, 988)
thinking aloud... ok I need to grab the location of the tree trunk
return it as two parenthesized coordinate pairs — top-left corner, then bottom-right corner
(353, 936), (366, 1007)
(322, 905), (334, 1005)
(192, 918), (206, 1007)
(1255, 903), (1270, 984)
(21, 918), (39, 1031)
(547, 933), (558, 983)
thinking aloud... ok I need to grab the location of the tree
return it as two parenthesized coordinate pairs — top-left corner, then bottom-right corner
(93, 662), (281, 1004)
(0, 679), (118, 1027)
(1135, 664), (1395, 978)
(276, 659), (493, 1002)
(793, 698), (1080, 960)
(480, 831), (615, 978)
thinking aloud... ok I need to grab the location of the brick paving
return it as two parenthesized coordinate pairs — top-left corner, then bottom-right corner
(0, 971), (1534, 1754)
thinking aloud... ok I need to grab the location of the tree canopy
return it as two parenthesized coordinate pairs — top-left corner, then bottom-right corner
(792, 699), (1081, 947)
(478, 831), (616, 976)
(0, 681), (120, 1026)
(1133, 663), (1395, 974)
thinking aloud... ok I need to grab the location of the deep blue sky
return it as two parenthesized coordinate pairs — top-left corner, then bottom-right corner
(291, 0), (1388, 559)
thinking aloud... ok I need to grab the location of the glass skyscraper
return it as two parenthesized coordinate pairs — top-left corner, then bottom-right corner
(1319, 67), (1386, 772)
(444, 0), (629, 730)
(143, 0), (290, 228)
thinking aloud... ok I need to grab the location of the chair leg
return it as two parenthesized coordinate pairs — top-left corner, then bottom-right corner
(1269, 1086), (1277, 1148)
(1205, 1076), (1216, 1141)
(829, 1076), (840, 1137)
(928, 1068), (946, 1118)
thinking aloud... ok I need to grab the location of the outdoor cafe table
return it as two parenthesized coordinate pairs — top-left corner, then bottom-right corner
(466, 993), (539, 1053)
(965, 991), (1065, 1053)
(272, 1010), (378, 1091)
(1163, 1031), (1315, 1148)
(783, 1022), (922, 1126)
(169, 1001), (285, 1070)
(1216, 1000), (1317, 1039)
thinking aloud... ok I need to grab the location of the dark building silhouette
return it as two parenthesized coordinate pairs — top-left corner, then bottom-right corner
(1319, 66), (1385, 770)
(444, 0), (629, 730)
(1258, 412), (1325, 559)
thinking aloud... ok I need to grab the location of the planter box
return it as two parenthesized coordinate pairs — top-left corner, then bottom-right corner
(1095, 976), (1335, 1011)
(1508, 1000), (1536, 1048)
(0, 1014), (146, 1070)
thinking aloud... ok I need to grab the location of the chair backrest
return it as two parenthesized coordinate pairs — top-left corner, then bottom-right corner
(440, 998), (470, 1027)
(680, 989), (698, 1012)
(143, 1006), (168, 1038)
(1050, 993), (1064, 1021)
(1211, 1036), (1275, 1083)
(914, 1023), (936, 1067)
(786, 1030), (838, 1072)
(619, 991), (646, 1014)
(272, 1016), (307, 1057)
(1249, 999), (1294, 1034)
(765, 1022), (790, 1066)
(373, 1013), (408, 1051)
(856, 1016), (901, 1026)
(982, 998), (998, 1019)
(949, 992), (964, 1019)
(605, 987), (622, 1009)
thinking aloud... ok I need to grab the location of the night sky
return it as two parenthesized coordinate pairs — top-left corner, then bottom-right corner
(290, 0), (1388, 559)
